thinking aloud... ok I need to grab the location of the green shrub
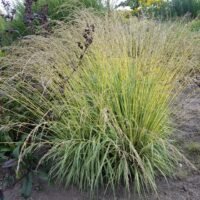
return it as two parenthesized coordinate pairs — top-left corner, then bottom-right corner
(131, 0), (200, 20)
(0, 12), (197, 196)
(190, 19), (200, 31)
(169, 0), (200, 18)
(32, 0), (103, 20)
(0, 0), (104, 46)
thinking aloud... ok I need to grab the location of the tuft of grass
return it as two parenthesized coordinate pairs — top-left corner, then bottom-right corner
(190, 19), (200, 32)
(186, 142), (200, 154)
(0, 11), (198, 196)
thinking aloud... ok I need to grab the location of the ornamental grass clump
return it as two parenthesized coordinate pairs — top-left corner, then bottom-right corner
(0, 12), (197, 196)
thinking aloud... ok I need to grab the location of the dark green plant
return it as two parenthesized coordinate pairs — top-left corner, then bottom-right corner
(0, 89), (43, 199)
(153, 0), (200, 19)
(169, 0), (200, 18)
(0, 0), (104, 46)
(0, 135), (49, 199)
(124, 0), (200, 20)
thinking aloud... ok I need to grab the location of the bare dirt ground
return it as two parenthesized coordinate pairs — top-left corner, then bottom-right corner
(3, 84), (200, 200)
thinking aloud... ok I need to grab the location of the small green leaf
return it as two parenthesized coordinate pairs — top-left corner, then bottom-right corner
(21, 173), (33, 199)
(0, 147), (11, 153)
(12, 145), (20, 158)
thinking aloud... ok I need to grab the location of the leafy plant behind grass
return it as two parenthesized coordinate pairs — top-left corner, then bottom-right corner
(0, 0), (104, 46)
(169, 0), (200, 18)
(0, 11), (198, 196)
(190, 19), (200, 32)
(128, 0), (200, 20)
(32, 0), (103, 20)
